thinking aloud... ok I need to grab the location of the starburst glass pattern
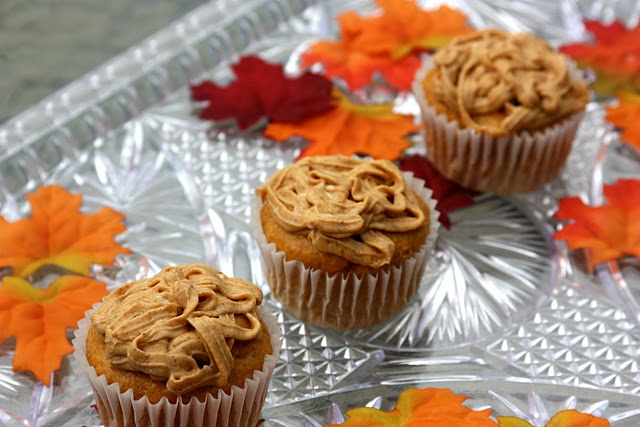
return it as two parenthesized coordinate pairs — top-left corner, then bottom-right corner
(336, 194), (556, 350)
(58, 120), (211, 272)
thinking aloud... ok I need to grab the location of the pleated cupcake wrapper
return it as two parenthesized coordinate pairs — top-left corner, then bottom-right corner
(251, 173), (440, 330)
(412, 57), (586, 195)
(72, 304), (281, 427)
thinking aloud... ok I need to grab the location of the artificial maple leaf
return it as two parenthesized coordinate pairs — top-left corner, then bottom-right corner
(301, 2), (472, 90)
(0, 185), (131, 278)
(605, 90), (640, 151)
(357, 1), (474, 60)
(329, 387), (498, 427)
(498, 409), (610, 427)
(553, 179), (640, 266)
(190, 56), (334, 130)
(0, 275), (108, 385)
(301, 14), (422, 91)
(560, 20), (640, 95)
(264, 90), (417, 160)
(399, 154), (477, 229)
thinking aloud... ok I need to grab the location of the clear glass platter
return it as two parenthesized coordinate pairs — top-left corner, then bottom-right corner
(1, 0), (640, 426)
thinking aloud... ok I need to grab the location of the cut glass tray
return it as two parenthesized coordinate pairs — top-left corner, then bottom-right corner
(0, 0), (639, 426)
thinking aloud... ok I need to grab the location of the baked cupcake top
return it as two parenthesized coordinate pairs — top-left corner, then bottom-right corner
(91, 263), (263, 395)
(257, 155), (426, 269)
(426, 29), (589, 136)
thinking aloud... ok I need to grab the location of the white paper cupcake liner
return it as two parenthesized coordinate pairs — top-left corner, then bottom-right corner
(412, 57), (586, 195)
(72, 304), (281, 427)
(251, 173), (440, 330)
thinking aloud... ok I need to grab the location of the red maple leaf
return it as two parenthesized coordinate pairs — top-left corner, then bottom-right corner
(399, 155), (477, 229)
(190, 56), (334, 130)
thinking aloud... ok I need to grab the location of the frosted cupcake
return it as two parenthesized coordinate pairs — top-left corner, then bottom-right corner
(414, 29), (589, 194)
(73, 263), (281, 427)
(252, 155), (440, 330)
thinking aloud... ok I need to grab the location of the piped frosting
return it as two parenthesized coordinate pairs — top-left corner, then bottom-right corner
(91, 263), (263, 395)
(258, 156), (426, 268)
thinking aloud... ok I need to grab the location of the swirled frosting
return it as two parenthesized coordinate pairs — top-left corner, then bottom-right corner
(91, 263), (263, 395)
(428, 29), (589, 135)
(258, 156), (426, 268)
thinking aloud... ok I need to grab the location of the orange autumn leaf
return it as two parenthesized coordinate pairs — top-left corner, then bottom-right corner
(0, 185), (131, 277)
(0, 275), (108, 385)
(553, 179), (640, 265)
(302, 13), (423, 90)
(361, 1), (474, 60)
(498, 409), (610, 427)
(605, 90), (640, 151)
(301, 1), (473, 90)
(329, 387), (498, 427)
(264, 90), (417, 160)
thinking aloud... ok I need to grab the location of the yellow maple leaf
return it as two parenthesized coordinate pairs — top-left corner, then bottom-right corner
(0, 275), (108, 385)
(0, 185), (131, 277)
(264, 90), (418, 160)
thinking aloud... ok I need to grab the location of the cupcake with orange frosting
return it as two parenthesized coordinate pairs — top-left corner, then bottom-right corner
(414, 29), (589, 194)
(252, 155), (440, 330)
(72, 263), (281, 427)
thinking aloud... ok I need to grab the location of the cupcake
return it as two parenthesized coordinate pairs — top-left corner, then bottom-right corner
(252, 155), (440, 330)
(414, 29), (590, 194)
(72, 263), (281, 427)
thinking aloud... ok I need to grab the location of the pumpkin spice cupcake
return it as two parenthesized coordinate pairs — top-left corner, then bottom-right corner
(252, 155), (440, 330)
(414, 29), (590, 194)
(72, 263), (281, 427)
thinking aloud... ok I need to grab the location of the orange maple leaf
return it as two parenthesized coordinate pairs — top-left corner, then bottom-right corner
(301, 12), (423, 90)
(0, 275), (108, 385)
(498, 409), (610, 427)
(263, 90), (417, 160)
(553, 179), (640, 265)
(0, 185), (131, 277)
(329, 387), (498, 427)
(605, 90), (640, 151)
(301, 2), (473, 90)
(362, 1), (474, 60)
